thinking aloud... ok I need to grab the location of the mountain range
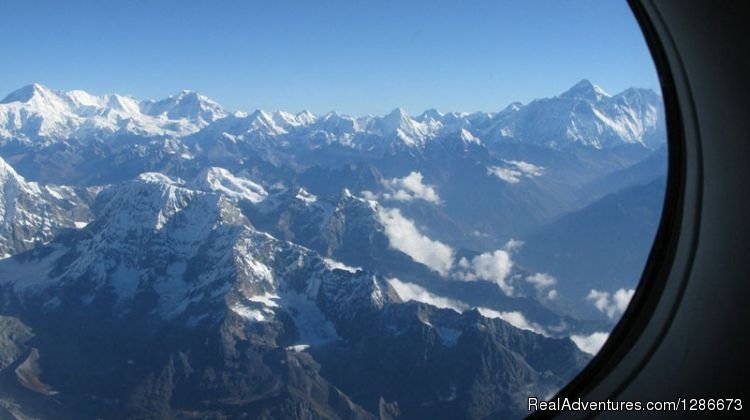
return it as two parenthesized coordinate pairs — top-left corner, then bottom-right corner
(0, 80), (666, 419)
(0, 80), (661, 149)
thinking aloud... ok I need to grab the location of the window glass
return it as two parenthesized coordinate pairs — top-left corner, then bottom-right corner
(0, 1), (665, 418)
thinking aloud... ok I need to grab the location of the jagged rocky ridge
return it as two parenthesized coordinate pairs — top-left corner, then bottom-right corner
(0, 168), (589, 419)
(0, 156), (95, 258)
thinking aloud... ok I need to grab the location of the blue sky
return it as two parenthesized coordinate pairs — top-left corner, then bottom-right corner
(0, 0), (659, 115)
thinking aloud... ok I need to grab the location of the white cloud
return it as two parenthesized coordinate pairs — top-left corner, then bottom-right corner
(586, 288), (635, 319)
(570, 332), (610, 355)
(388, 279), (546, 336)
(477, 307), (547, 335)
(376, 204), (523, 297)
(506, 160), (545, 177)
(526, 272), (557, 291)
(456, 250), (514, 295)
(487, 166), (523, 183)
(380, 171), (441, 204)
(613, 288), (635, 312)
(376, 207), (454, 275)
(487, 160), (545, 184)
(322, 258), (361, 273)
(360, 190), (378, 200)
(387, 278), (469, 313)
(503, 238), (524, 252)
(587, 290), (610, 313)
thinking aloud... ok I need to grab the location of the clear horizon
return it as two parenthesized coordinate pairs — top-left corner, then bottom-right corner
(0, 0), (659, 115)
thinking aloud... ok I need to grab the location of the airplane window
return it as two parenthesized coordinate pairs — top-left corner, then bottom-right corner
(0, 1), (665, 418)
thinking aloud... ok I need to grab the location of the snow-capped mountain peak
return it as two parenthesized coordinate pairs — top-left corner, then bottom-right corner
(0, 83), (61, 105)
(313, 111), (363, 136)
(137, 171), (184, 186)
(94, 172), (213, 234)
(295, 109), (317, 125)
(0, 156), (92, 258)
(559, 79), (610, 102)
(416, 108), (444, 122)
(0, 84), (232, 143)
(105, 94), (141, 114)
(139, 89), (227, 123)
(501, 102), (524, 113)
(380, 107), (412, 130)
(375, 107), (431, 144)
(194, 167), (268, 203)
(64, 89), (106, 108)
(241, 109), (286, 135)
(0, 84), (72, 124)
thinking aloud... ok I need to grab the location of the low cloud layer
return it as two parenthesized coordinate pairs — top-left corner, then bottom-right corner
(570, 331), (610, 355)
(387, 278), (468, 313)
(526, 272), (556, 290)
(388, 279), (608, 353)
(374, 205), (550, 298)
(525, 272), (558, 301)
(370, 171), (441, 204)
(451, 239), (552, 297)
(487, 160), (545, 184)
(456, 250), (515, 295)
(377, 207), (454, 275)
(586, 288), (635, 319)
(477, 307), (547, 335)
(388, 279), (545, 335)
